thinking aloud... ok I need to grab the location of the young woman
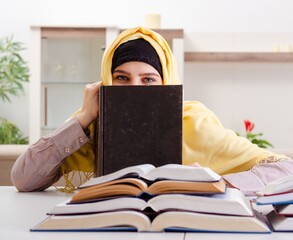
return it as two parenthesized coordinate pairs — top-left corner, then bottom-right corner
(11, 27), (293, 195)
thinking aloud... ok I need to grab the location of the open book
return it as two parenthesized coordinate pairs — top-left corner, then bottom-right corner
(49, 188), (252, 217)
(71, 178), (226, 203)
(256, 174), (293, 196)
(273, 204), (293, 216)
(256, 191), (293, 205)
(72, 164), (225, 202)
(266, 210), (293, 232)
(81, 164), (222, 188)
(31, 209), (270, 233)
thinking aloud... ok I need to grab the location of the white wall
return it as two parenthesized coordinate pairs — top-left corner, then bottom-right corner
(1, 0), (293, 149)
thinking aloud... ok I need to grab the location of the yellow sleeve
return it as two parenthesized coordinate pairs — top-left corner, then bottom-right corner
(182, 101), (276, 175)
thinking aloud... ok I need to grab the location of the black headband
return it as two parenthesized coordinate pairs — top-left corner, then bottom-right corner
(111, 38), (163, 78)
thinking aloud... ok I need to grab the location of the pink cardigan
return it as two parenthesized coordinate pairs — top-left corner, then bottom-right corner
(11, 118), (293, 195)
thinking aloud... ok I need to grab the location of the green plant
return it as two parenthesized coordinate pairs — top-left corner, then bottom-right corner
(0, 36), (29, 102)
(0, 36), (29, 144)
(0, 117), (28, 144)
(237, 119), (273, 149)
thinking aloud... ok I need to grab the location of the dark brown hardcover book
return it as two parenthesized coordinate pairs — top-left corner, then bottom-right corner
(95, 85), (182, 176)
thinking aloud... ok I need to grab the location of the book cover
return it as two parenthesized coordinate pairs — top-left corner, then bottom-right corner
(96, 85), (183, 176)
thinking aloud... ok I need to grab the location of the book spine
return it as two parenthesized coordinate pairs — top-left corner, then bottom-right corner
(95, 86), (105, 177)
(94, 116), (99, 176)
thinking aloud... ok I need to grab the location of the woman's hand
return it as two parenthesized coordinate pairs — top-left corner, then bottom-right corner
(76, 81), (102, 130)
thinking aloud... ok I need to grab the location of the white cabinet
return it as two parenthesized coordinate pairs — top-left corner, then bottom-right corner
(28, 26), (184, 144)
(29, 26), (119, 143)
(41, 37), (102, 135)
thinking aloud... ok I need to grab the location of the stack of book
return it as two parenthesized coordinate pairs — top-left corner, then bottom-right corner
(31, 164), (270, 233)
(256, 175), (293, 232)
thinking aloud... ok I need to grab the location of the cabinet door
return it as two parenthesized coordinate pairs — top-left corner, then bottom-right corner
(41, 37), (104, 136)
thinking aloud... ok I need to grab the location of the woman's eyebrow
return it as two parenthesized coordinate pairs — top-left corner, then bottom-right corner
(139, 72), (160, 77)
(113, 69), (130, 75)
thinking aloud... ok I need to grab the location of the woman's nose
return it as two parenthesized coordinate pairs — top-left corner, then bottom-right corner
(130, 78), (142, 85)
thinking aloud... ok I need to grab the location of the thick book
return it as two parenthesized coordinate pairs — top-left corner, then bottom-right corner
(256, 191), (293, 205)
(273, 204), (293, 216)
(96, 85), (183, 176)
(49, 188), (253, 217)
(31, 209), (270, 233)
(266, 210), (293, 232)
(256, 174), (293, 196)
(72, 164), (225, 202)
(71, 178), (226, 202)
(82, 164), (222, 188)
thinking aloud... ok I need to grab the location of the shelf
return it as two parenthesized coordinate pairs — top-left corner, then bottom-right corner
(41, 27), (106, 38)
(184, 52), (293, 62)
(42, 82), (93, 85)
(41, 127), (57, 130)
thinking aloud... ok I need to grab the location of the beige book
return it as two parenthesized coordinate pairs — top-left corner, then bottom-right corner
(50, 188), (251, 217)
(31, 209), (270, 233)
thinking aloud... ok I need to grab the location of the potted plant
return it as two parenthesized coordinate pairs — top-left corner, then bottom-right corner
(0, 36), (29, 144)
(238, 119), (273, 149)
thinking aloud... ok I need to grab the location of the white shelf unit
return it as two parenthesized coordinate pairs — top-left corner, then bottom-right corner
(184, 52), (293, 62)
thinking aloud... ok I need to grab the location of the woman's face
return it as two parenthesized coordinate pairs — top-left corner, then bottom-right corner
(112, 62), (163, 86)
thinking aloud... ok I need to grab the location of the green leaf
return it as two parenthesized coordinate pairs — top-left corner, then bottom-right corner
(0, 117), (28, 144)
(0, 35), (30, 102)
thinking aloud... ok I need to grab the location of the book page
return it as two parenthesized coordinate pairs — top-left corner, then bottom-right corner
(32, 211), (152, 232)
(147, 188), (253, 216)
(256, 191), (293, 205)
(266, 210), (293, 231)
(49, 197), (147, 215)
(80, 164), (155, 188)
(71, 178), (148, 203)
(273, 204), (293, 215)
(142, 164), (221, 182)
(147, 179), (226, 195)
(256, 175), (293, 196)
(150, 211), (270, 232)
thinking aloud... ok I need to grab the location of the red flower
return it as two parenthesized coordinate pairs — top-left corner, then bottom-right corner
(244, 120), (255, 133)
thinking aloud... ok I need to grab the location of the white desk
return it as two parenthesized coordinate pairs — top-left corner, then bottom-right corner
(0, 186), (292, 240)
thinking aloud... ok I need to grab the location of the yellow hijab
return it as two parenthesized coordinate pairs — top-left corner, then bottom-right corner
(60, 26), (283, 192)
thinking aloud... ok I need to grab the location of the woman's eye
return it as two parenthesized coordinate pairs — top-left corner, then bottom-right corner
(142, 78), (156, 83)
(115, 75), (128, 81)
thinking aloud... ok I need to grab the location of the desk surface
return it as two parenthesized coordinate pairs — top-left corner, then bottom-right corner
(0, 186), (292, 240)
